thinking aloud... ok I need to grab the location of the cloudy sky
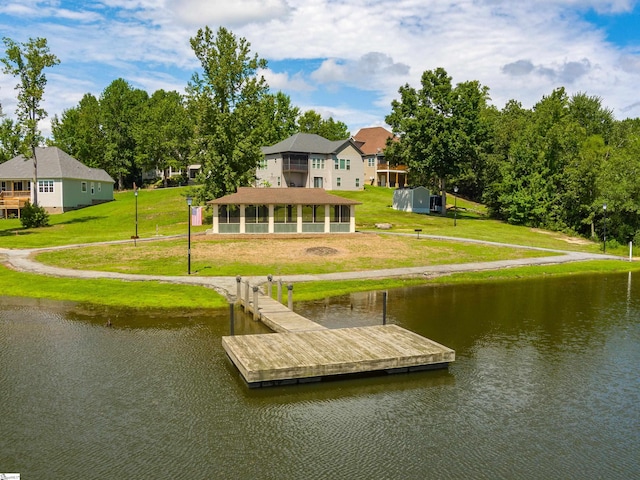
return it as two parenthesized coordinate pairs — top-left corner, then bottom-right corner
(1, 0), (639, 137)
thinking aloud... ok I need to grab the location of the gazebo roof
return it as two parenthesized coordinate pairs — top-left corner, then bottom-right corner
(207, 188), (361, 205)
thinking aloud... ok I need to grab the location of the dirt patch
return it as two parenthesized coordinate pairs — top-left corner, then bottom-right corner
(530, 228), (591, 245)
(305, 246), (340, 256)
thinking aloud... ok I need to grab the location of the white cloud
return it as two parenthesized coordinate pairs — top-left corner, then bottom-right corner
(164, 0), (291, 27)
(260, 69), (314, 92)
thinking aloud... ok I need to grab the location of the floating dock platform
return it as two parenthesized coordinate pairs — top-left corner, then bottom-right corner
(223, 324), (455, 387)
(224, 279), (455, 387)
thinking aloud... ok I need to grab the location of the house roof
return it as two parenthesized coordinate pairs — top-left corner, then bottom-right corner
(208, 187), (361, 205)
(0, 147), (114, 183)
(261, 133), (362, 156)
(352, 126), (395, 155)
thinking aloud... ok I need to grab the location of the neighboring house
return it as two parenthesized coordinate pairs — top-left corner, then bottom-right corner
(257, 133), (365, 191)
(208, 187), (361, 234)
(353, 126), (407, 188)
(142, 164), (201, 185)
(0, 147), (114, 217)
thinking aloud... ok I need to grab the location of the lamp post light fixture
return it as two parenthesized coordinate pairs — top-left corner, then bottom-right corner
(134, 188), (138, 246)
(453, 186), (459, 227)
(603, 203), (607, 254)
(187, 196), (192, 275)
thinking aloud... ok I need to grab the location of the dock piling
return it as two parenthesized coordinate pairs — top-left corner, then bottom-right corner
(244, 281), (250, 311)
(287, 284), (293, 310)
(236, 276), (242, 305)
(382, 290), (387, 325)
(252, 286), (260, 321)
(229, 302), (235, 335)
(267, 274), (273, 297)
(277, 279), (283, 304)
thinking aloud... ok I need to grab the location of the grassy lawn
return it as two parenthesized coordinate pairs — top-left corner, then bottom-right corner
(35, 234), (553, 276)
(0, 263), (228, 309)
(1, 185), (636, 308)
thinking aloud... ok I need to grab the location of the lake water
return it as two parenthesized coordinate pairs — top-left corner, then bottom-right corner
(1, 272), (639, 479)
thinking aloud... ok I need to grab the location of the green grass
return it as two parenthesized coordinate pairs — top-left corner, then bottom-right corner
(0, 263), (228, 309)
(35, 236), (553, 276)
(0, 187), (210, 248)
(1, 185), (636, 308)
(289, 260), (640, 302)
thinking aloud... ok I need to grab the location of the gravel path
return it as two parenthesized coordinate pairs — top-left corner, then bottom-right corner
(0, 234), (625, 300)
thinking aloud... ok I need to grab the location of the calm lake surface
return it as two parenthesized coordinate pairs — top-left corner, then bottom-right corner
(1, 272), (639, 479)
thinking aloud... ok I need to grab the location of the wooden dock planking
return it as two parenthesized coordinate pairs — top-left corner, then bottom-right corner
(242, 294), (327, 333)
(222, 324), (455, 386)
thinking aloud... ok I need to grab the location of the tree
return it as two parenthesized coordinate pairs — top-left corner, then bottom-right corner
(260, 91), (300, 145)
(134, 90), (193, 187)
(0, 117), (23, 163)
(297, 109), (350, 140)
(100, 78), (148, 189)
(1, 36), (59, 205)
(386, 67), (488, 213)
(187, 26), (270, 201)
(50, 93), (104, 168)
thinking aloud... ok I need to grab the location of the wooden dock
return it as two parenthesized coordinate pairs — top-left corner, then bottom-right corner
(224, 279), (455, 387)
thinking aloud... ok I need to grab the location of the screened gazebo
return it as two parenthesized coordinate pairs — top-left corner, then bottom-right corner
(207, 187), (361, 234)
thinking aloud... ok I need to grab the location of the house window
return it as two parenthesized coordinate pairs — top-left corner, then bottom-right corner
(346, 159), (351, 170)
(274, 205), (295, 223)
(339, 158), (346, 170)
(38, 180), (54, 193)
(302, 205), (325, 223)
(81, 182), (87, 193)
(98, 183), (102, 192)
(245, 204), (268, 223)
(218, 205), (240, 224)
(356, 178), (360, 188)
(368, 158), (375, 167)
(313, 177), (323, 188)
(258, 159), (268, 170)
(337, 177), (341, 187)
(1, 181), (6, 192)
(91, 182), (95, 195)
(277, 176), (281, 187)
(331, 205), (351, 223)
(312, 158), (325, 169)
(334, 159), (339, 170)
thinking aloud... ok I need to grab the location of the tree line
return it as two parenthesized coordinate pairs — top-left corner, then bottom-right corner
(0, 27), (349, 196)
(2, 28), (638, 245)
(386, 68), (640, 247)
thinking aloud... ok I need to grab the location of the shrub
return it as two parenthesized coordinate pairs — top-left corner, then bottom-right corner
(20, 201), (50, 228)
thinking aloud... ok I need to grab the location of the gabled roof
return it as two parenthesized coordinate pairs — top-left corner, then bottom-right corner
(352, 126), (395, 155)
(0, 147), (114, 183)
(261, 133), (362, 156)
(208, 187), (361, 205)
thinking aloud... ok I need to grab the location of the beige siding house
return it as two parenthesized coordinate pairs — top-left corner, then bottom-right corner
(353, 126), (407, 188)
(257, 133), (365, 191)
(0, 147), (114, 216)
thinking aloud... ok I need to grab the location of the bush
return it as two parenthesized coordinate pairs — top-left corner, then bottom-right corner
(20, 201), (50, 228)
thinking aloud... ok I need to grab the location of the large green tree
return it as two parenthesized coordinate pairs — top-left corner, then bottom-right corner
(134, 89), (193, 187)
(187, 26), (270, 200)
(1, 36), (59, 205)
(385, 67), (488, 213)
(100, 78), (148, 189)
(297, 109), (350, 140)
(50, 93), (104, 168)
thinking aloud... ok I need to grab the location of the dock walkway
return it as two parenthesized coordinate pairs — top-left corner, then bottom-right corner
(222, 279), (455, 387)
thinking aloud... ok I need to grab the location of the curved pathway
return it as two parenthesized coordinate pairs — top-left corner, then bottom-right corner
(0, 234), (626, 300)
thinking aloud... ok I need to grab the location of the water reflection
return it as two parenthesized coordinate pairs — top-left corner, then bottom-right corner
(1, 272), (639, 479)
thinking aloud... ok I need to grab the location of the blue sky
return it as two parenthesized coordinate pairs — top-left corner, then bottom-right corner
(1, 0), (639, 138)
